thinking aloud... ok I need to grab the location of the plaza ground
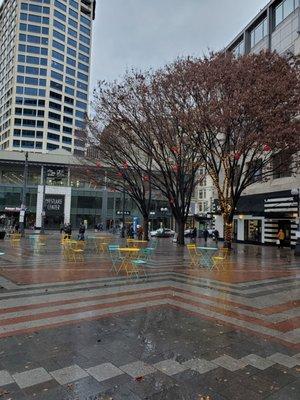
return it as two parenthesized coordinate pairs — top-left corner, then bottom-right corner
(0, 233), (299, 400)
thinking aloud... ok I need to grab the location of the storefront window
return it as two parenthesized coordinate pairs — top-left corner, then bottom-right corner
(0, 167), (23, 184)
(244, 219), (262, 242)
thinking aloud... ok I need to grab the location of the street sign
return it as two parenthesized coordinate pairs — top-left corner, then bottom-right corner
(116, 211), (131, 216)
(19, 210), (25, 223)
(5, 207), (22, 212)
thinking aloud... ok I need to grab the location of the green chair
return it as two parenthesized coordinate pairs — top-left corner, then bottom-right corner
(108, 244), (124, 274)
(131, 258), (148, 279)
(149, 239), (158, 250)
(140, 247), (154, 262)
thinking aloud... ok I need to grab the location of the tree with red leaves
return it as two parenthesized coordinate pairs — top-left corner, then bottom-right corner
(181, 51), (300, 248)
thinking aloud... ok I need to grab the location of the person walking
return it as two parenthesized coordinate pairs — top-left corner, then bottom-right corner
(277, 229), (285, 248)
(203, 228), (209, 243)
(213, 229), (219, 244)
(78, 222), (85, 241)
(64, 223), (72, 239)
(189, 226), (196, 243)
(129, 224), (134, 239)
(137, 225), (143, 240)
(14, 222), (20, 233)
(191, 226), (197, 243)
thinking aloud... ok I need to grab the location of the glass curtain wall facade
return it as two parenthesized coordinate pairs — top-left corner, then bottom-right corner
(0, 0), (96, 154)
(0, 160), (172, 230)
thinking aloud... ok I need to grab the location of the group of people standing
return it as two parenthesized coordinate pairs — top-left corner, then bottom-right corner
(60, 222), (86, 241)
(188, 227), (219, 244)
(126, 224), (144, 240)
(203, 228), (219, 243)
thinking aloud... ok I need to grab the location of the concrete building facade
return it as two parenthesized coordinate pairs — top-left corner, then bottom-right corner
(0, 0), (96, 155)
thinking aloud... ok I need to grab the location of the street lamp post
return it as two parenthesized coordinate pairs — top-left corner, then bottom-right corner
(120, 162), (128, 239)
(40, 165), (46, 235)
(291, 188), (300, 256)
(121, 181), (126, 238)
(160, 207), (168, 228)
(19, 151), (29, 236)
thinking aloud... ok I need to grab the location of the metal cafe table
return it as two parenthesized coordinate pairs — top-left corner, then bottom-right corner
(88, 236), (112, 253)
(118, 247), (140, 276)
(127, 239), (148, 247)
(197, 246), (219, 268)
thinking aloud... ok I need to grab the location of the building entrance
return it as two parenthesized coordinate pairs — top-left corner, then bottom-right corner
(43, 194), (65, 229)
(278, 220), (291, 246)
(244, 219), (262, 243)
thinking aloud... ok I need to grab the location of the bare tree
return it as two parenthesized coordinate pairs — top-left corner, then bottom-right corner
(90, 69), (202, 245)
(85, 122), (153, 240)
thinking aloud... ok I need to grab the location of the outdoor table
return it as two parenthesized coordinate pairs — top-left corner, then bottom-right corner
(118, 247), (140, 275)
(88, 236), (112, 239)
(88, 236), (112, 252)
(197, 246), (219, 268)
(127, 239), (148, 247)
(62, 239), (77, 246)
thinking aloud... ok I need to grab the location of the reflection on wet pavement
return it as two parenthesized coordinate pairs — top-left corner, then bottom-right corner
(0, 233), (299, 399)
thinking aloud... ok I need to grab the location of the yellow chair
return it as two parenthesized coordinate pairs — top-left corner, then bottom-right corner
(187, 244), (201, 268)
(212, 255), (225, 270)
(71, 241), (85, 262)
(62, 241), (73, 261)
(61, 235), (72, 246)
(10, 233), (21, 246)
(97, 238), (111, 253)
(212, 248), (230, 270)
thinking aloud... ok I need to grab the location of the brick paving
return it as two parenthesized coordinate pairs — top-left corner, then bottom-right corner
(0, 233), (299, 399)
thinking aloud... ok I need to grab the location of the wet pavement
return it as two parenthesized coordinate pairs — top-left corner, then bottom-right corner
(0, 233), (299, 399)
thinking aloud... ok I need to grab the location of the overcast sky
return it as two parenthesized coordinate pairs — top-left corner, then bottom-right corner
(90, 0), (269, 90)
(0, 0), (269, 89)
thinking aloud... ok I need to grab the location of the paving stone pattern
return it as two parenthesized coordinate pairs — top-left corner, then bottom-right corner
(0, 236), (299, 399)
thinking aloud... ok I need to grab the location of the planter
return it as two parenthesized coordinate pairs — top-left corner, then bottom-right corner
(0, 231), (6, 240)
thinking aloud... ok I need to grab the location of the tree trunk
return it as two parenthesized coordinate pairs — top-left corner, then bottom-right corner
(223, 214), (233, 249)
(143, 217), (149, 241)
(176, 219), (185, 246)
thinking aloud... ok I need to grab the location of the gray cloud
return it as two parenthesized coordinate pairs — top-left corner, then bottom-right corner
(90, 0), (268, 89)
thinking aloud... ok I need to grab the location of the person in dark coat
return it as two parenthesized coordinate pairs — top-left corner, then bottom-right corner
(64, 223), (72, 239)
(137, 225), (143, 240)
(78, 223), (85, 241)
(129, 225), (134, 239)
(203, 228), (209, 243)
(213, 229), (219, 243)
(190, 227), (197, 243)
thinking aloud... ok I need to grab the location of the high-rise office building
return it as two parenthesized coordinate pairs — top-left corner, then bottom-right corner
(0, 0), (96, 155)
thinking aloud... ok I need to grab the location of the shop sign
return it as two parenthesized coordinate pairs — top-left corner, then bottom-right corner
(45, 195), (64, 213)
(46, 167), (67, 182)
